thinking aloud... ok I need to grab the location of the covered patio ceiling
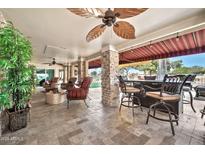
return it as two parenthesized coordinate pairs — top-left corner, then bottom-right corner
(0, 8), (204, 65)
(88, 28), (205, 69)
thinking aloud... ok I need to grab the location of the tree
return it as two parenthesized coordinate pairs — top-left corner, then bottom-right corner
(171, 67), (190, 75)
(0, 22), (33, 111)
(119, 67), (132, 76)
(91, 71), (97, 77)
(137, 60), (158, 75)
(190, 66), (205, 74)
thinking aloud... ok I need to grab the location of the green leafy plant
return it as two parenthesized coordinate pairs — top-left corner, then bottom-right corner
(0, 22), (33, 111)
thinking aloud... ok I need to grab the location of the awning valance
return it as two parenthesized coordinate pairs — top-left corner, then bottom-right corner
(89, 29), (205, 69)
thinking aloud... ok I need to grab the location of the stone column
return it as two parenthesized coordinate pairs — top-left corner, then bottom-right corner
(101, 45), (119, 106)
(157, 59), (167, 80)
(77, 57), (89, 80)
(84, 60), (89, 77)
(67, 63), (71, 81)
(70, 64), (75, 78)
(78, 57), (84, 81)
(63, 66), (67, 83)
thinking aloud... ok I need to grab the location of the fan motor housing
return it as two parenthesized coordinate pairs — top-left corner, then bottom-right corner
(103, 9), (116, 27)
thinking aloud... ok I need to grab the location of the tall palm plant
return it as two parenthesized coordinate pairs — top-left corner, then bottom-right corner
(0, 22), (33, 111)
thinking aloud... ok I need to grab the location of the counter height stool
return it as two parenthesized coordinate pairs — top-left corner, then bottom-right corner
(145, 74), (190, 136)
(182, 75), (197, 113)
(118, 76), (143, 117)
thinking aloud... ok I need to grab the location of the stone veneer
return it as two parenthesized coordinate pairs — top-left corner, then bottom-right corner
(77, 57), (88, 81)
(101, 45), (119, 106)
(78, 57), (84, 81)
(70, 64), (75, 78)
(67, 64), (71, 81)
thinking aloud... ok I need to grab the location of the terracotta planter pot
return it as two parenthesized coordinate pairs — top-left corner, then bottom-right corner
(6, 108), (29, 132)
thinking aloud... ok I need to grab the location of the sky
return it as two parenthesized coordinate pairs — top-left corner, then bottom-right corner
(170, 53), (205, 67)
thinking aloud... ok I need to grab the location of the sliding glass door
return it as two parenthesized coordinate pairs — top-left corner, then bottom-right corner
(36, 69), (54, 86)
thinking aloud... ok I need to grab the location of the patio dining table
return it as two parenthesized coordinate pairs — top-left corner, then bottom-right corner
(123, 79), (188, 115)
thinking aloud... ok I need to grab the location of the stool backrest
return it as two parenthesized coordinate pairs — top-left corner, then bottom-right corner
(161, 74), (190, 96)
(187, 74), (196, 82)
(117, 75), (127, 93)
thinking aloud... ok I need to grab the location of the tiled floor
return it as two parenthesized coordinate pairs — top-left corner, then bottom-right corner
(0, 88), (204, 145)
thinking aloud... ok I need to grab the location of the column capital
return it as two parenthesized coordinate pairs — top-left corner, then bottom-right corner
(101, 44), (117, 53)
(78, 56), (85, 62)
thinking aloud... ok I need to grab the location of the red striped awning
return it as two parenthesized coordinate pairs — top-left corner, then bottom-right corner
(89, 29), (205, 69)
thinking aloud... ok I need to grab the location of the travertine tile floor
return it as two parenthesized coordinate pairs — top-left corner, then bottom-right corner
(0, 88), (204, 145)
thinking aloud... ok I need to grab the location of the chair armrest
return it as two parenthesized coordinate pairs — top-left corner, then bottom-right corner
(140, 85), (162, 97)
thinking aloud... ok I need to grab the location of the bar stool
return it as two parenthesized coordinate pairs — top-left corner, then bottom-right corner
(145, 74), (190, 136)
(200, 106), (205, 126)
(182, 75), (196, 113)
(117, 76), (143, 117)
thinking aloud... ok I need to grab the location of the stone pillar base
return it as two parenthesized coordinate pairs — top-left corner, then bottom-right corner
(102, 84), (119, 107)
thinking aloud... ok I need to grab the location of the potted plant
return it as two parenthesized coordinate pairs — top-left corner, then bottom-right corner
(0, 21), (33, 132)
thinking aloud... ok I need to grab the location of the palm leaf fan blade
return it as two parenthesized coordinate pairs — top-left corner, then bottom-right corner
(86, 24), (106, 42)
(113, 21), (136, 39)
(114, 8), (148, 19)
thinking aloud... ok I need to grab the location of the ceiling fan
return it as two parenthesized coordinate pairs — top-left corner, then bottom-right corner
(67, 8), (148, 42)
(43, 58), (65, 66)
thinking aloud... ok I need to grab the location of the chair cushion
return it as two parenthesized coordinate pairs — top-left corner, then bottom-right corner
(122, 87), (140, 93)
(67, 88), (86, 99)
(146, 91), (180, 101)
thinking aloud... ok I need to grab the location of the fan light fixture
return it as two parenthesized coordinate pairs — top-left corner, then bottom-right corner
(176, 32), (180, 41)
(149, 41), (153, 48)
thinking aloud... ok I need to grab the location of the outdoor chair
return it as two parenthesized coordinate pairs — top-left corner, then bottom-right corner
(66, 77), (92, 109)
(118, 75), (143, 117)
(61, 77), (77, 90)
(145, 74), (190, 136)
(43, 77), (60, 93)
(181, 74), (197, 112)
